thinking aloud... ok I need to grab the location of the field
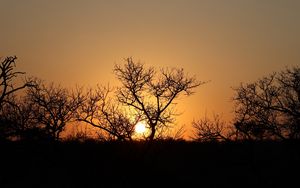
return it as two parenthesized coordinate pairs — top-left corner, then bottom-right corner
(1, 140), (299, 187)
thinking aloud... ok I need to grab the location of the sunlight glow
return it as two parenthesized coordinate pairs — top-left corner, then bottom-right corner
(135, 122), (147, 134)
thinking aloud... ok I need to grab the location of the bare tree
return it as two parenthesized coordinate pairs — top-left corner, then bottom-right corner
(77, 85), (137, 141)
(0, 56), (36, 140)
(27, 80), (84, 140)
(192, 114), (230, 142)
(114, 58), (204, 141)
(0, 95), (48, 140)
(156, 125), (186, 140)
(0, 56), (34, 107)
(233, 66), (300, 140)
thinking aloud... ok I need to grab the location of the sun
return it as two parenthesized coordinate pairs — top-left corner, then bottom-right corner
(135, 122), (147, 134)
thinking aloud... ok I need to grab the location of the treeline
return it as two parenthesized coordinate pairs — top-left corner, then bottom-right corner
(0, 56), (299, 142)
(0, 56), (201, 142)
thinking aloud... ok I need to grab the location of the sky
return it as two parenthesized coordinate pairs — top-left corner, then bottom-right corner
(1, 0), (300, 138)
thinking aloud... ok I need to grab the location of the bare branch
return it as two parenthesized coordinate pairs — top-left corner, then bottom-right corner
(0, 56), (33, 107)
(192, 114), (230, 142)
(233, 66), (300, 140)
(77, 85), (136, 141)
(114, 57), (204, 141)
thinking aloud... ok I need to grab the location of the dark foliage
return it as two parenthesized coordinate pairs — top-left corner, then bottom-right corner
(0, 140), (299, 187)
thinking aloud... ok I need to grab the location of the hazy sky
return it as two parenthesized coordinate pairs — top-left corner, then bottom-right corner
(1, 0), (300, 137)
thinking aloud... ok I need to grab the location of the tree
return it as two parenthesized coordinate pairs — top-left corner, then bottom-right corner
(0, 95), (49, 141)
(77, 85), (137, 141)
(114, 58), (203, 141)
(233, 66), (300, 140)
(156, 124), (186, 141)
(0, 56), (35, 140)
(0, 56), (34, 107)
(192, 114), (231, 142)
(26, 80), (84, 140)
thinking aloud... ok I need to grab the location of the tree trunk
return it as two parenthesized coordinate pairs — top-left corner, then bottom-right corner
(148, 125), (156, 141)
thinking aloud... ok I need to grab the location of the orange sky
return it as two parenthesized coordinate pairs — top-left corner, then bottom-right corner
(1, 0), (300, 138)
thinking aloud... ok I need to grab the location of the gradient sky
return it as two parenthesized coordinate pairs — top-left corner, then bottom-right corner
(1, 0), (300, 138)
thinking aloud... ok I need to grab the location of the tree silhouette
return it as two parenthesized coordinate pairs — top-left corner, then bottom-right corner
(26, 80), (84, 140)
(0, 95), (41, 140)
(192, 114), (231, 142)
(0, 56), (35, 140)
(0, 56), (34, 107)
(114, 58), (203, 141)
(77, 85), (137, 141)
(1, 56), (20, 106)
(155, 124), (186, 141)
(233, 66), (300, 140)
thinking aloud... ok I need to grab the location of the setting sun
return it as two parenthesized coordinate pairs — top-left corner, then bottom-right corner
(135, 122), (147, 134)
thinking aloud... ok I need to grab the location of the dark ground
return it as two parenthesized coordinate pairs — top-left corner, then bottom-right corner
(0, 140), (299, 188)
